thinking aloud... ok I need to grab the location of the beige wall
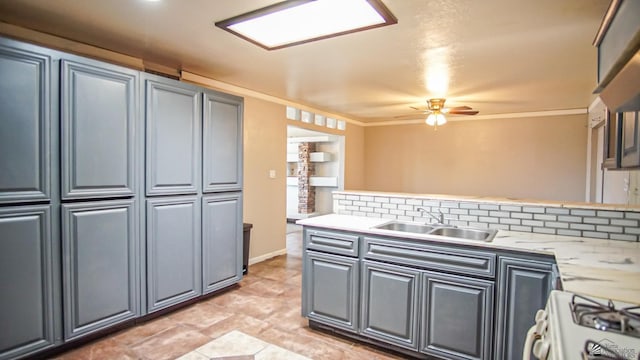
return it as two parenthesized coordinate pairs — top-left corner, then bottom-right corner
(344, 122), (365, 190)
(242, 98), (287, 260)
(363, 114), (588, 202)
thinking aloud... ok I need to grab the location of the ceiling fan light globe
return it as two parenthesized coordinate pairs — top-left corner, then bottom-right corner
(426, 113), (446, 126)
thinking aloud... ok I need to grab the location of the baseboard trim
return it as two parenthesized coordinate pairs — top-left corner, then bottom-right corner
(248, 248), (287, 265)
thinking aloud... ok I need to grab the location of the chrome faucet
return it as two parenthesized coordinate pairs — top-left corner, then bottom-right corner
(416, 206), (445, 225)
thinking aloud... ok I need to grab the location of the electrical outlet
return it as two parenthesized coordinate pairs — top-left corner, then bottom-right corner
(269, 170), (276, 179)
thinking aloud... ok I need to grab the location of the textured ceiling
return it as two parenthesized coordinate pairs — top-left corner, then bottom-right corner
(0, 0), (610, 122)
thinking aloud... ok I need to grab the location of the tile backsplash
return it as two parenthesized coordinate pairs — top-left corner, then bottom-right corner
(333, 192), (640, 242)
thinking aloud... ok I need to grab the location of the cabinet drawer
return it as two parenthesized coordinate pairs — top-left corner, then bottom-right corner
(305, 229), (359, 257)
(363, 236), (495, 278)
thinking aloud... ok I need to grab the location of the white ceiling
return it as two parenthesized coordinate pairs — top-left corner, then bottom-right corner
(0, 0), (610, 123)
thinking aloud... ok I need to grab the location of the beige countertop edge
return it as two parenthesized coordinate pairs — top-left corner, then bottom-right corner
(297, 214), (640, 304)
(334, 190), (640, 212)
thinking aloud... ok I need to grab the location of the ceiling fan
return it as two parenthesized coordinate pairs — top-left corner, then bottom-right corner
(399, 98), (479, 129)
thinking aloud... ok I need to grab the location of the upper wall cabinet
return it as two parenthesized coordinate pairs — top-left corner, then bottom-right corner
(61, 58), (137, 199)
(620, 111), (640, 168)
(203, 90), (243, 193)
(144, 74), (202, 196)
(0, 40), (52, 204)
(594, 0), (640, 112)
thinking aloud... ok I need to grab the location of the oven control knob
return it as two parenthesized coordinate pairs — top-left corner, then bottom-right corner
(533, 338), (551, 359)
(535, 309), (547, 322)
(535, 319), (548, 335)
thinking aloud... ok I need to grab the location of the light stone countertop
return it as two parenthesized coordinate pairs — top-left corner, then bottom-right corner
(297, 214), (640, 304)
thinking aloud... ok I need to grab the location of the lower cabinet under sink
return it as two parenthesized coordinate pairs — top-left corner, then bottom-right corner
(301, 227), (558, 360)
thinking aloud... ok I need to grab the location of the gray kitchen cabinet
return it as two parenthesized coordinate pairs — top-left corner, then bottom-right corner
(202, 193), (242, 294)
(202, 90), (243, 193)
(61, 57), (137, 199)
(495, 257), (554, 360)
(144, 74), (201, 196)
(61, 200), (138, 340)
(304, 251), (360, 333)
(361, 260), (420, 351)
(0, 205), (59, 360)
(146, 197), (201, 312)
(0, 39), (52, 204)
(620, 111), (640, 168)
(420, 272), (494, 360)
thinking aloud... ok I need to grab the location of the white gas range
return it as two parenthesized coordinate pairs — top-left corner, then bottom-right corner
(525, 290), (640, 360)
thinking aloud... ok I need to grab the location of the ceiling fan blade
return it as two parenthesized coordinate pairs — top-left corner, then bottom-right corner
(394, 113), (428, 120)
(410, 106), (427, 111)
(448, 110), (479, 115)
(447, 105), (472, 111)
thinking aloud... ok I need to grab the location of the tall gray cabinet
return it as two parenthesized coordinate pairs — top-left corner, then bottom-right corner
(0, 38), (61, 360)
(0, 36), (244, 360)
(143, 73), (243, 314)
(60, 55), (140, 341)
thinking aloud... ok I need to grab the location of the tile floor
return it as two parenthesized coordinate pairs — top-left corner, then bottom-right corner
(54, 226), (403, 360)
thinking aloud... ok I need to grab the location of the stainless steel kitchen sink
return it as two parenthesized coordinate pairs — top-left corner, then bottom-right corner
(373, 221), (498, 242)
(375, 221), (433, 233)
(428, 227), (497, 241)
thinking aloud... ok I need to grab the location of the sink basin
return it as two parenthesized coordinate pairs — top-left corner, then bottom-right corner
(373, 221), (497, 242)
(429, 227), (497, 241)
(375, 221), (433, 234)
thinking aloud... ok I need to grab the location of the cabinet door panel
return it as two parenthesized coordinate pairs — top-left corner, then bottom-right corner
(202, 193), (242, 294)
(304, 251), (359, 333)
(145, 76), (201, 196)
(62, 200), (138, 340)
(146, 197), (201, 312)
(61, 59), (137, 199)
(495, 258), (553, 360)
(0, 42), (51, 203)
(361, 261), (419, 350)
(203, 91), (243, 192)
(421, 272), (493, 360)
(0, 206), (57, 359)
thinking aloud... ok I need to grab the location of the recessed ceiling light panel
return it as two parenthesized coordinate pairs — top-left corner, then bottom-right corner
(215, 0), (397, 50)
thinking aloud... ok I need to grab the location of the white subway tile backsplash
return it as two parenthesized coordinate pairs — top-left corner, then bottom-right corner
(610, 234), (638, 241)
(479, 204), (499, 211)
(558, 215), (582, 223)
(460, 202), (479, 210)
(570, 223), (596, 231)
(596, 225), (623, 233)
(583, 217), (609, 225)
(545, 207), (570, 215)
(545, 222), (569, 229)
(332, 192), (639, 242)
(557, 229), (581, 237)
(533, 227), (556, 234)
(500, 205), (522, 212)
(571, 209), (596, 217)
(490, 211), (510, 218)
(510, 225), (532, 232)
(597, 210), (624, 218)
(583, 231), (609, 239)
(611, 219), (639, 227)
(534, 214), (556, 221)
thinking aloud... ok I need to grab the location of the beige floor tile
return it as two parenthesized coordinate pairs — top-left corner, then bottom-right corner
(129, 324), (211, 360)
(195, 330), (269, 357)
(255, 344), (311, 360)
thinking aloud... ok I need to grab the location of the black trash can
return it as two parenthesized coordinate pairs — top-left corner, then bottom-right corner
(242, 223), (253, 275)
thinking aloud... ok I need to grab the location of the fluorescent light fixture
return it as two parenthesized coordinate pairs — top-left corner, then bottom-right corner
(215, 0), (397, 50)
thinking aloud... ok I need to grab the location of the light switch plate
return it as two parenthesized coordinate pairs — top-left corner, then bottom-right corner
(269, 170), (276, 178)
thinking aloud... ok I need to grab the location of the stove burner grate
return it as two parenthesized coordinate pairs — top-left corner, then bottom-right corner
(570, 294), (640, 338)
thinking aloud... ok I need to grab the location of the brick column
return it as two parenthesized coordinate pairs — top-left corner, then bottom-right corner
(298, 142), (315, 214)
